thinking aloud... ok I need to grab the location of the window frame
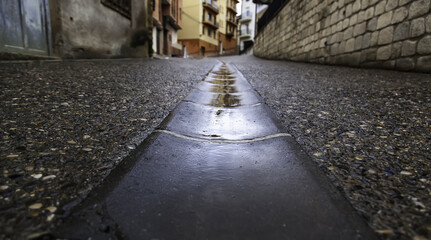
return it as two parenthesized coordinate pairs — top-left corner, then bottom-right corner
(101, 0), (132, 19)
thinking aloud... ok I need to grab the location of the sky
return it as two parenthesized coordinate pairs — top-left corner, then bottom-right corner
(237, 0), (242, 15)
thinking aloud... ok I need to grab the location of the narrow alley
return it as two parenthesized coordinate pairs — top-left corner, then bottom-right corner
(1, 56), (430, 239)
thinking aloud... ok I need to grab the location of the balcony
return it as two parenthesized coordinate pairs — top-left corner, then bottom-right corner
(163, 6), (181, 29)
(226, 17), (238, 27)
(239, 13), (252, 22)
(239, 17), (252, 22)
(226, 4), (237, 14)
(203, 0), (219, 14)
(226, 30), (235, 37)
(202, 17), (219, 29)
(239, 30), (251, 39)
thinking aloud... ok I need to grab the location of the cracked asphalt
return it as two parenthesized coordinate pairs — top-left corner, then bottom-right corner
(0, 55), (430, 239)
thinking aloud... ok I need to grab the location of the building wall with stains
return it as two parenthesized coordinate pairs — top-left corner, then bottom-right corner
(254, 0), (431, 73)
(49, 0), (151, 59)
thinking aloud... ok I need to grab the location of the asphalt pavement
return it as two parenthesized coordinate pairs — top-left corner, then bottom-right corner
(223, 55), (431, 240)
(0, 56), (430, 239)
(0, 58), (216, 238)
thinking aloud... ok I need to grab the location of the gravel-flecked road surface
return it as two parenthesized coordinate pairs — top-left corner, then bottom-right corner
(0, 58), (216, 239)
(1, 55), (430, 239)
(223, 55), (431, 240)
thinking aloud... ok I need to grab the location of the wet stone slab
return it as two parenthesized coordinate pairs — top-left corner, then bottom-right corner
(52, 61), (377, 239)
(185, 88), (263, 107)
(198, 79), (253, 92)
(158, 102), (282, 140)
(54, 132), (376, 240)
(163, 62), (280, 140)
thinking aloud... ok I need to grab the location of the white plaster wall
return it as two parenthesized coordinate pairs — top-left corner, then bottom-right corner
(152, 26), (157, 53)
(169, 26), (182, 49)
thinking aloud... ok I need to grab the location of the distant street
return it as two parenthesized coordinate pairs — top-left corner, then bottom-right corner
(1, 56), (430, 239)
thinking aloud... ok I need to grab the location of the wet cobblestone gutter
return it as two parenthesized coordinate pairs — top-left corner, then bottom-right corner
(0, 58), (216, 238)
(225, 55), (431, 240)
(53, 62), (376, 239)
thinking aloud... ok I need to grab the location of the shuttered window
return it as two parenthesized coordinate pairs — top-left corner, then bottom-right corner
(101, 0), (131, 19)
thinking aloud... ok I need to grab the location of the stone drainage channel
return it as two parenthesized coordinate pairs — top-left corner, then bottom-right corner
(54, 62), (377, 239)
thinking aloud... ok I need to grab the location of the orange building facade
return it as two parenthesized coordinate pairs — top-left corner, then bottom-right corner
(178, 0), (238, 57)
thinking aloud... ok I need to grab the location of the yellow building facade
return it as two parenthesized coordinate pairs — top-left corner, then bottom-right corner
(178, 0), (238, 57)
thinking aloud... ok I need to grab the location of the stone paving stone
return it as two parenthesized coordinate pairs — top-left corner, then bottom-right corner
(54, 133), (376, 240)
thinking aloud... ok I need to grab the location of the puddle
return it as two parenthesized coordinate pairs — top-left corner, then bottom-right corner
(207, 75), (237, 80)
(207, 63), (242, 107)
(210, 70), (235, 75)
(210, 94), (241, 107)
(207, 79), (236, 85)
(210, 85), (238, 93)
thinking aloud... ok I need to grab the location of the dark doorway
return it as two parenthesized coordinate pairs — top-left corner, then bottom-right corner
(0, 0), (51, 56)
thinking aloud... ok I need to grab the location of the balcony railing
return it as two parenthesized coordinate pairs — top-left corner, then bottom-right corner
(202, 17), (219, 28)
(239, 12), (252, 22)
(203, 16), (217, 24)
(226, 16), (238, 26)
(239, 30), (251, 36)
(226, 4), (237, 13)
(202, 0), (218, 12)
(226, 30), (235, 37)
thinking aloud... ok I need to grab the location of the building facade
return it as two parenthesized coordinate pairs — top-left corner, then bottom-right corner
(219, 0), (239, 54)
(178, 0), (238, 57)
(1, 0), (152, 59)
(152, 0), (183, 56)
(238, 0), (266, 54)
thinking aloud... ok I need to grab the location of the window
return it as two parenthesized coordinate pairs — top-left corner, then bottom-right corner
(172, 0), (176, 17)
(101, 0), (131, 19)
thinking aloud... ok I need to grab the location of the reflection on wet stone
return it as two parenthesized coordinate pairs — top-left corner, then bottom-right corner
(210, 85), (238, 93)
(210, 94), (241, 107)
(207, 79), (236, 85)
(208, 75), (237, 80)
(205, 63), (244, 107)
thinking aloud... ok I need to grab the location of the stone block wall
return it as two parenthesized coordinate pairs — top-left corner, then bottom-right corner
(254, 0), (431, 72)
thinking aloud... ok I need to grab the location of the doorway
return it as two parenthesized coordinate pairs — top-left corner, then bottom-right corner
(0, 0), (51, 56)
